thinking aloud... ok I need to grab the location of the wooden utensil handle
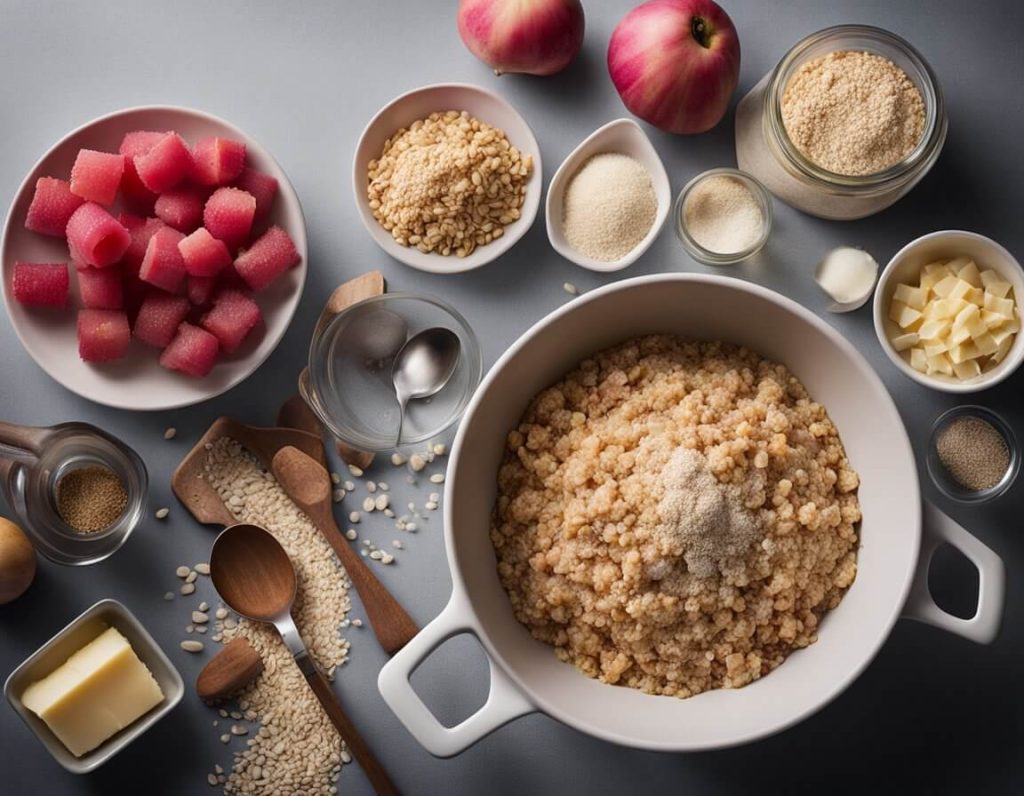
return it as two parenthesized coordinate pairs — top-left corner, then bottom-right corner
(305, 667), (399, 796)
(314, 508), (419, 655)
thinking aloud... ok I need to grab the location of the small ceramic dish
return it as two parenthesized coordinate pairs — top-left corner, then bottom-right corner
(674, 168), (772, 266)
(873, 230), (1024, 393)
(546, 118), (671, 272)
(927, 405), (1019, 503)
(4, 599), (183, 773)
(0, 105), (307, 411)
(352, 83), (542, 275)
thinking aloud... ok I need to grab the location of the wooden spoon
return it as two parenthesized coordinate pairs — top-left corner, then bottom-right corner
(171, 416), (326, 528)
(271, 445), (418, 655)
(210, 524), (398, 796)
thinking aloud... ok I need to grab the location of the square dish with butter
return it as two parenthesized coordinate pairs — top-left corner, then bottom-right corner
(3, 598), (183, 773)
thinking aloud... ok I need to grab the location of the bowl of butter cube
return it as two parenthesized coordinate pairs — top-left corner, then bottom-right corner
(874, 230), (1024, 393)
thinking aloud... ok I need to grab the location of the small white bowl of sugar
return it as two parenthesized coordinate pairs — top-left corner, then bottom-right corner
(546, 119), (671, 273)
(675, 168), (772, 266)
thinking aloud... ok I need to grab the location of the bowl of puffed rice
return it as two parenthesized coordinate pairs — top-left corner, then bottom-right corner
(353, 83), (542, 274)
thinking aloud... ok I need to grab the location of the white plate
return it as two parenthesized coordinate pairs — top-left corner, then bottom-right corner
(546, 118), (671, 272)
(1, 105), (307, 411)
(352, 83), (542, 275)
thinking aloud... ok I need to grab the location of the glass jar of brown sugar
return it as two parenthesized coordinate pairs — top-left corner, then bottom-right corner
(735, 25), (947, 220)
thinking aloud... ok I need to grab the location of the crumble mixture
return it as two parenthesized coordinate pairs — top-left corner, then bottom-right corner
(490, 336), (861, 697)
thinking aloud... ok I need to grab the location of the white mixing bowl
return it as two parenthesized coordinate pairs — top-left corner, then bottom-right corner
(379, 274), (1004, 755)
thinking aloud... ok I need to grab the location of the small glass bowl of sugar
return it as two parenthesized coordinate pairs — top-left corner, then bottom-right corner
(675, 168), (772, 266)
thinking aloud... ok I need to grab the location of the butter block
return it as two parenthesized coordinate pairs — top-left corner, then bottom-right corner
(957, 260), (982, 287)
(894, 283), (927, 310)
(21, 626), (164, 757)
(890, 300), (923, 330)
(984, 293), (1015, 317)
(932, 274), (961, 298)
(891, 332), (919, 352)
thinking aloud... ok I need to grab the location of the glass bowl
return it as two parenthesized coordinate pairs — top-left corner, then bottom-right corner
(305, 293), (482, 452)
(927, 405), (1019, 504)
(674, 168), (773, 266)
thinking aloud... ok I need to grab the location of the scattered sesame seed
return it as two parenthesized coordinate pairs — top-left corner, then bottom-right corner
(198, 601), (209, 612)
(380, 553), (395, 565)
(384, 508), (395, 518)
(374, 494), (389, 511)
(163, 591), (174, 601)
(181, 583), (196, 595)
(231, 724), (248, 736)
(175, 566), (190, 578)
(164, 427), (177, 440)
(180, 640), (204, 653)
(330, 472), (341, 485)
(433, 443), (447, 456)
(186, 570), (198, 584)
(193, 611), (209, 624)
(345, 529), (357, 540)
(155, 507), (170, 519)
(348, 464), (364, 477)
(409, 454), (426, 472)
(194, 563), (210, 575)
(391, 453), (407, 466)
(429, 492), (441, 502)
(378, 482), (389, 492)
(406, 522), (418, 532)
(425, 501), (438, 511)
(186, 625), (194, 633)
(392, 540), (403, 549)
(352, 619), (363, 627)
(349, 511), (361, 524)
(366, 481), (377, 493)
(370, 550), (384, 560)
(429, 473), (445, 484)
(220, 734), (231, 744)
(362, 497), (375, 512)
(215, 608), (228, 620)
(344, 480), (355, 491)
(333, 489), (344, 503)
(563, 281), (579, 295)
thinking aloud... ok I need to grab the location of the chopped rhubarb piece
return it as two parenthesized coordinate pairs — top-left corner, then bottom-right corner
(78, 266), (124, 310)
(69, 149), (125, 206)
(233, 168), (278, 221)
(139, 226), (187, 293)
(133, 292), (191, 347)
(24, 177), (84, 237)
(155, 185), (206, 232)
(78, 309), (130, 362)
(201, 290), (261, 353)
(178, 227), (232, 277)
(191, 137), (246, 186)
(234, 226), (300, 291)
(134, 132), (193, 193)
(12, 262), (69, 308)
(65, 203), (131, 268)
(160, 322), (219, 377)
(203, 187), (255, 251)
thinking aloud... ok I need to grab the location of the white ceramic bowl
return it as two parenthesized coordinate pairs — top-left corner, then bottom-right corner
(873, 230), (1024, 393)
(0, 105), (307, 411)
(352, 83), (542, 275)
(4, 599), (183, 773)
(380, 274), (1003, 756)
(546, 118), (671, 272)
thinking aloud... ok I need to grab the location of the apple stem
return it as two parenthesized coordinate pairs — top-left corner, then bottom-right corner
(691, 16), (713, 49)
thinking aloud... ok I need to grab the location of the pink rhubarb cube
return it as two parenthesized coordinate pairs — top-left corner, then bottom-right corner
(12, 262), (69, 308)
(119, 131), (166, 211)
(139, 226), (187, 293)
(178, 227), (232, 277)
(133, 292), (191, 347)
(134, 132), (193, 193)
(65, 203), (131, 268)
(78, 265), (124, 310)
(154, 186), (206, 233)
(203, 187), (255, 251)
(160, 322), (219, 377)
(69, 149), (125, 206)
(24, 177), (84, 237)
(234, 226), (300, 292)
(191, 137), (246, 186)
(187, 275), (217, 307)
(120, 215), (166, 274)
(78, 309), (130, 362)
(201, 289), (262, 353)
(233, 168), (278, 221)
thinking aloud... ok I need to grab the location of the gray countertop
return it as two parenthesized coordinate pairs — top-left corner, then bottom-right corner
(1, 1), (1021, 793)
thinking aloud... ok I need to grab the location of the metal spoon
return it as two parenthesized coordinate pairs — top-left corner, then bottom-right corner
(390, 327), (460, 446)
(210, 524), (398, 796)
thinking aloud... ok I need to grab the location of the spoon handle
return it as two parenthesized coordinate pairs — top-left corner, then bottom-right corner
(394, 395), (408, 447)
(305, 665), (400, 796)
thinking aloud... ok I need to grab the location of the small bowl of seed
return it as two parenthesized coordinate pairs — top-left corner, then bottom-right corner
(927, 405), (1019, 503)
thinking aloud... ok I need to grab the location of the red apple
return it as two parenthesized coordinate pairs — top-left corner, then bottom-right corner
(457, 0), (585, 76)
(608, 0), (741, 134)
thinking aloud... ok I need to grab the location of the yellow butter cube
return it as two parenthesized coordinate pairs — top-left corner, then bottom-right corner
(980, 269), (1002, 288)
(966, 314), (989, 339)
(949, 324), (972, 345)
(973, 332), (999, 356)
(927, 352), (954, 375)
(948, 279), (974, 302)
(984, 293), (1015, 317)
(991, 325), (1016, 345)
(981, 309), (1008, 329)
(920, 265), (950, 291)
(952, 303), (981, 332)
(983, 279), (1012, 299)
(964, 286), (985, 306)
(910, 347), (928, 373)
(894, 283), (927, 310)
(952, 359), (981, 380)
(945, 256), (972, 275)
(917, 319), (949, 341)
(923, 340), (948, 357)
(889, 300), (923, 330)
(949, 341), (979, 364)
(957, 260), (982, 287)
(991, 336), (1014, 364)
(932, 274), (961, 298)
(890, 332), (919, 352)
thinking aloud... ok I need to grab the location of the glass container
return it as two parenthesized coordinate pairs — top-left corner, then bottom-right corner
(304, 293), (482, 452)
(735, 25), (947, 220)
(927, 406), (1019, 504)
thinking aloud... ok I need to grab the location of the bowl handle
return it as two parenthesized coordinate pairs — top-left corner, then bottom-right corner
(377, 592), (535, 757)
(902, 501), (1005, 643)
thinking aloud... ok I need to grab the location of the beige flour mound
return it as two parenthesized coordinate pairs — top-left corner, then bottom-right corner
(782, 50), (926, 176)
(490, 336), (861, 697)
(203, 438), (352, 795)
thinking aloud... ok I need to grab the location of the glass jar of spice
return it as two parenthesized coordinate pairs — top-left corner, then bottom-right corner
(735, 25), (947, 220)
